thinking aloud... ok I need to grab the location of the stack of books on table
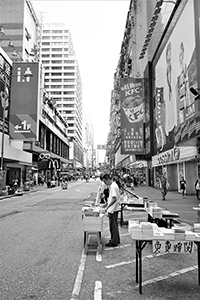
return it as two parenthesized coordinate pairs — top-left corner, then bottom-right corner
(148, 207), (162, 219)
(128, 221), (158, 240)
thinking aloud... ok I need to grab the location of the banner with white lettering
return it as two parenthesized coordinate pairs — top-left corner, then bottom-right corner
(9, 62), (40, 140)
(120, 78), (144, 154)
(153, 240), (194, 254)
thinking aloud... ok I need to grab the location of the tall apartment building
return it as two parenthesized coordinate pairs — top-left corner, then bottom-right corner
(40, 23), (83, 168)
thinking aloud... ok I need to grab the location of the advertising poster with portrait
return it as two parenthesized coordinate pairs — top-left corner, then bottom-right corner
(154, 0), (199, 154)
(0, 53), (11, 135)
(120, 78), (144, 154)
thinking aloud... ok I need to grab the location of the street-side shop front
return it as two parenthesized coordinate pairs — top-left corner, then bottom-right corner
(152, 146), (198, 195)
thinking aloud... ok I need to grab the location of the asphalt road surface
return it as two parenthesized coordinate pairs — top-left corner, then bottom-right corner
(0, 180), (200, 300)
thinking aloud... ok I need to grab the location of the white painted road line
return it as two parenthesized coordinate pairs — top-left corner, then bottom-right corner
(134, 265), (198, 288)
(71, 250), (87, 300)
(105, 252), (166, 269)
(94, 281), (102, 300)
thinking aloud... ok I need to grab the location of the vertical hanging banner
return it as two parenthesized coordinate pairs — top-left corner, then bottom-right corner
(120, 78), (144, 154)
(9, 62), (40, 140)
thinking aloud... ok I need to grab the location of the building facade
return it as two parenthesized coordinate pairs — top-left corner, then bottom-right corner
(107, 0), (200, 194)
(40, 23), (83, 168)
(0, 0), (72, 189)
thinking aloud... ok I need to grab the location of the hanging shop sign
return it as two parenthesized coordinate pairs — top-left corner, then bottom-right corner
(152, 146), (197, 167)
(9, 62), (40, 140)
(120, 78), (144, 155)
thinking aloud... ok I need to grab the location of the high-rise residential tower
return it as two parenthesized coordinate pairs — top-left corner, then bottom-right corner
(40, 23), (83, 168)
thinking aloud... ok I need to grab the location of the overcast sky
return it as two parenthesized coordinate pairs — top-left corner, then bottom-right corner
(31, 0), (130, 146)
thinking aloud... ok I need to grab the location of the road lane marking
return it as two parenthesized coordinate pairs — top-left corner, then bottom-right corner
(94, 281), (102, 300)
(70, 250), (87, 300)
(134, 265), (198, 288)
(105, 252), (166, 268)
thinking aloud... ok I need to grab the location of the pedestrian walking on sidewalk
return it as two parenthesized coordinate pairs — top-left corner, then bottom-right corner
(102, 173), (120, 247)
(195, 177), (200, 200)
(159, 174), (169, 201)
(180, 176), (186, 198)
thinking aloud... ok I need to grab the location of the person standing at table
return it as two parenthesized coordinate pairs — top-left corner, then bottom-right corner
(179, 176), (186, 198)
(103, 173), (120, 247)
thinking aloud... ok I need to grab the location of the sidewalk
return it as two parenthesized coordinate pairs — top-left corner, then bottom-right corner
(0, 183), (58, 201)
(127, 185), (200, 226)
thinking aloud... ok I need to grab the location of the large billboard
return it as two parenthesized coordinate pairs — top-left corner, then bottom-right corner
(120, 78), (144, 154)
(9, 62), (40, 140)
(154, 0), (199, 153)
(0, 53), (11, 135)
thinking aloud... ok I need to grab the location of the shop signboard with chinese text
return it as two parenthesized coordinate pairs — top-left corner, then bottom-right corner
(120, 78), (144, 154)
(9, 62), (40, 140)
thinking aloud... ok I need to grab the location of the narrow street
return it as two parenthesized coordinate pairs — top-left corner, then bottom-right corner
(0, 181), (199, 300)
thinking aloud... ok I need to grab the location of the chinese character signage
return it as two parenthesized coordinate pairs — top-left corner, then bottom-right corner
(153, 240), (194, 254)
(120, 78), (144, 154)
(9, 62), (40, 140)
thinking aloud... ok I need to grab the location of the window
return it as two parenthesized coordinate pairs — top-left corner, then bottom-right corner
(51, 42), (64, 46)
(52, 48), (62, 51)
(64, 48), (68, 51)
(52, 54), (62, 58)
(65, 60), (75, 63)
(51, 79), (62, 82)
(63, 104), (75, 108)
(45, 73), (50, 76)
(68, 123), (74, 127)
(63, 85), (75, 88)
(51, 73), (62, 76)
(64, 66), (75, 70)
(51, 60), (62, 64)
(45, 79), (50, 82)
(68, 130), (74, 134)
(42, 54), (50, 58)
(63, 91), (75, 95)
(52, 36), (63, 39)
(42, 48), (50, 52)
(65, 110), (74, 114)
(42, 61), (50, 64)
(63, 79), (75, 82)
(57, 104), (62, 108)
(51, 85), (62, 88)
(51, 91), (62, 95)
(42, 36), (50, 39)
(51, 67), (62, 70)
(44, 67), (50, 70)
(43, 30), (51, 33)
(64, 73), (75, 76)
(44, 85), (49, 88)
(63, 98), (75, 101)
(52, 30), (63, 33)
(42, 42), (50, 45)
(67, 117), (74, 120)
(64, 30), (68, 33)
